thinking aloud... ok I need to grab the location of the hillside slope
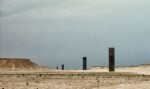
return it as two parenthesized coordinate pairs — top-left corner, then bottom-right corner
(0, 58), (39, 70)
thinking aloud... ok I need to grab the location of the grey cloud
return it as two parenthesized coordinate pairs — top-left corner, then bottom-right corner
(0, 0), (150, 69)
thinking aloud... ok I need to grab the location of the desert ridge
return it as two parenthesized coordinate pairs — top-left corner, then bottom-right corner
(0, 58), (41, 70)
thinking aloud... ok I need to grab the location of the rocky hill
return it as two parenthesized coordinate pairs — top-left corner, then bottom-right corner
(0, 58), (39, 70)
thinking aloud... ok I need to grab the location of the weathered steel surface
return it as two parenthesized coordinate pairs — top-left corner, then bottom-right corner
(109, 48), (115, 72)
(62, 64), (64, 70)
(83, 57), (87, 70)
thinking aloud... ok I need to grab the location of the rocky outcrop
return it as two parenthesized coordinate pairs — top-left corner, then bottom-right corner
(0, 58), (39, 70)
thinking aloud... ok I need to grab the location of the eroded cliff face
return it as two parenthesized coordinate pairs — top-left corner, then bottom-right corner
(0, 58), (39, 70)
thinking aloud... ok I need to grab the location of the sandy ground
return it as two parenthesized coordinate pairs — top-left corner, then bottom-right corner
(0, 66), (150, 89)
(97, 81), (150, 89)
(89, 65), (150, 75)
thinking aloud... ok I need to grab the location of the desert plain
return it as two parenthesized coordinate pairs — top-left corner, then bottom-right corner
(0, 66), (150, 89)
(0, 58), (150, 89)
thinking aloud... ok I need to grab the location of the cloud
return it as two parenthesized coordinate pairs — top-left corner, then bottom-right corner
(0, 0), (150, 68)
(1, 0), (149, 20)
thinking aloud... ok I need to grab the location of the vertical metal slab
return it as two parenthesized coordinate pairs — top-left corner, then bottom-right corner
(109, 48), (115, 72)
(56, 66), (59, 70)
(83, 57), (87, 70)
(62, 64), (64, 70)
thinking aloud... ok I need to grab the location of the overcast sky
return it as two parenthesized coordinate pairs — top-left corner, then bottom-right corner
(0, 0), (150, 69)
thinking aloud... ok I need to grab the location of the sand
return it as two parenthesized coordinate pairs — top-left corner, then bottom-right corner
(0, 65), (150, 89)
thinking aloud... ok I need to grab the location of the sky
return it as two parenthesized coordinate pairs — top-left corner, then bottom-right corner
(0, 0), (150, 69)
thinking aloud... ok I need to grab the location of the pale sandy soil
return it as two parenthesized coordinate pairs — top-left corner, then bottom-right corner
(89, 65), (150, 75)
(0, 65), (150, 89)
(96, 81), (150, 89)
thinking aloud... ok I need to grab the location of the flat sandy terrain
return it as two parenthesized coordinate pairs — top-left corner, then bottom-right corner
(0, 65), (150, 89)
